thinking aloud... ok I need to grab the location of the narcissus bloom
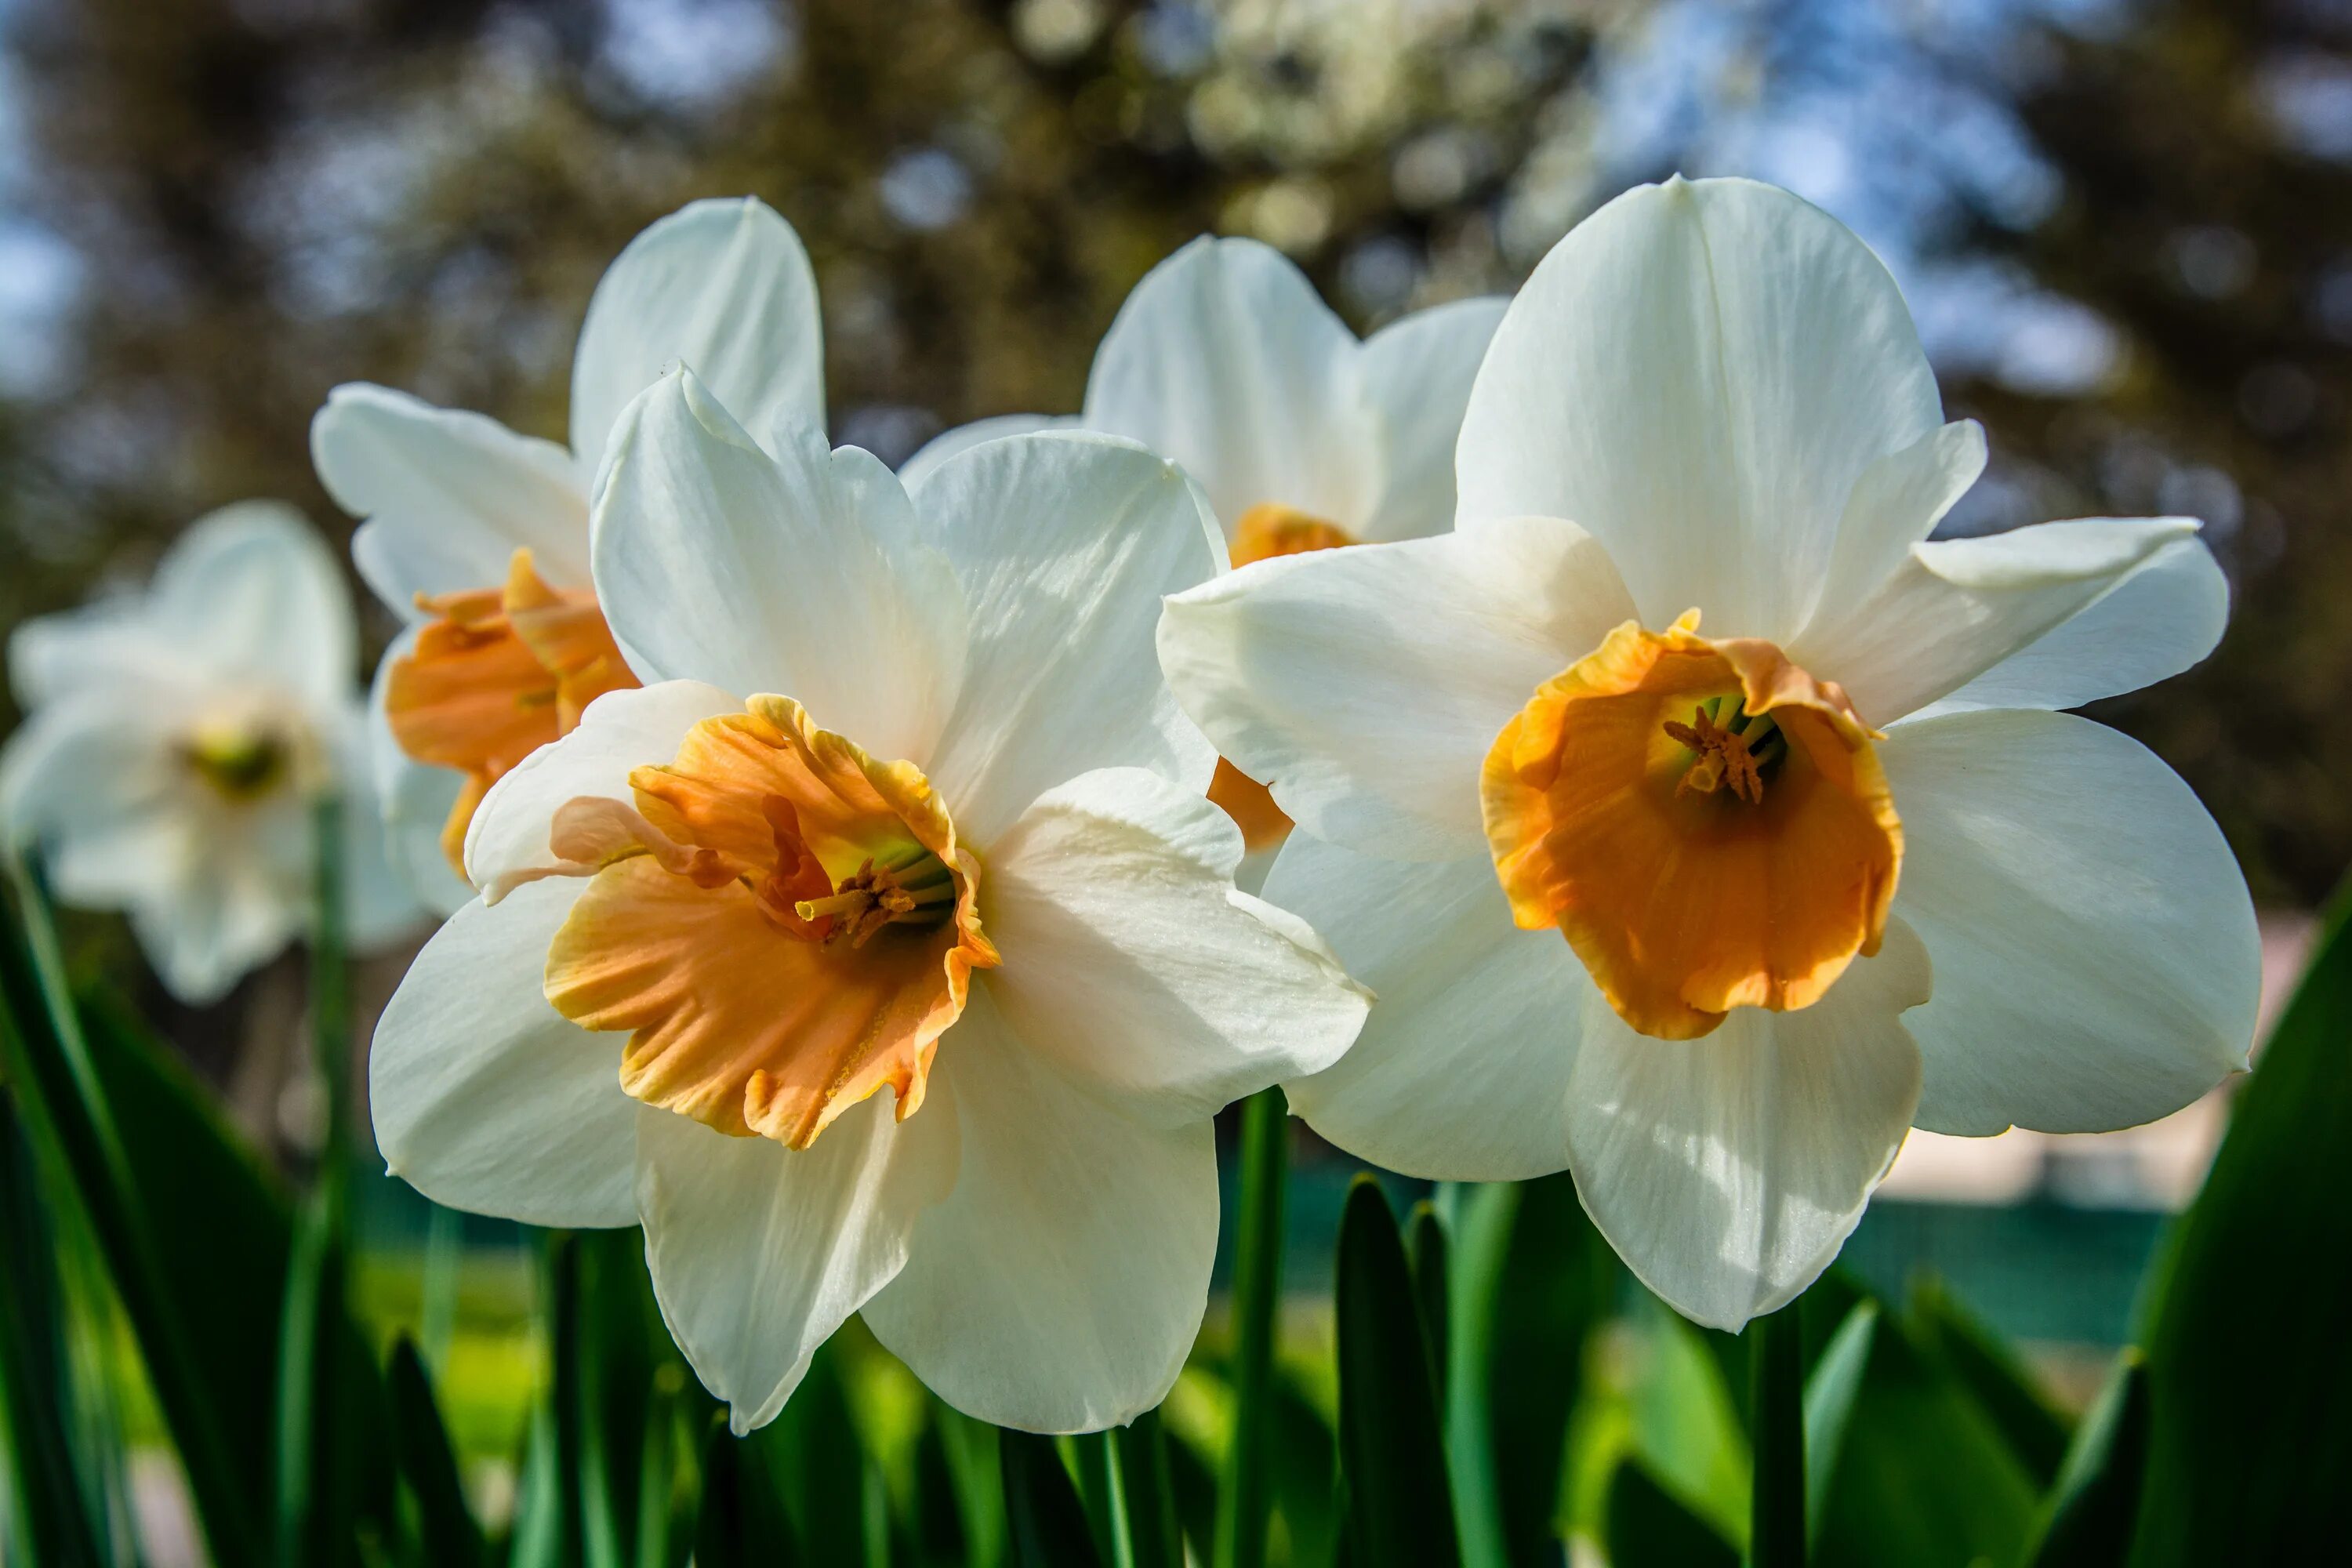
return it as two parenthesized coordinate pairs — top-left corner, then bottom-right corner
(368, 371), (1368, 1432)
(0, 504), (423, 1001)
(904, 236), (1507, 862)
(313, 197), (823, 914)
(1158, 177), (2261, 1330)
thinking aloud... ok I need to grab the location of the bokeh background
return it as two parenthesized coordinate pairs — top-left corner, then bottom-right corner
(1, 0), (2344, 1547)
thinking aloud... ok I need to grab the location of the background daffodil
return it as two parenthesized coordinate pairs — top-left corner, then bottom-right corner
(367, 369), (1370, 1435)
(311, 197), (825, 916)
(0, 502), (423, 1003)
(1157, 176), (2263, 1333)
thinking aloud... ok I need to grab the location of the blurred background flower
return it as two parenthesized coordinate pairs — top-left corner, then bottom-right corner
(1, 0), (2344, 1558)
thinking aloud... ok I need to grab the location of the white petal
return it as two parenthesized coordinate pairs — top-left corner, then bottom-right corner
(897, 412), (1079, 490)
(592, 370), (967, 762)
(1802, 420), (1987, 630)
(465, 680), (739, 903)
(328, 704), (429, 952)
(132, 850), (302, 1005)
(1269, 833), (1585, 1181)
(636, 1089), (957, 1433)
(568, 197), (826, 481)
(0, 693), (180, 878)
(312, 383), (590, 610)
(1355, 295), (1510, 543)
(979, 768), (1366, 1127)
(916, 433), (1221, 844)
(1564, 920), (1930, 1332)
(365, 633), (476, 918)
(7, 602), (185, 710)
(1905, 537), (2227, 719)
(1881, 710), (2257, 1135)
(1156, 517), (1638, 861)
(1082, 236), (1378, 533)
(860, 986), (1216, 1432)
(152, 503), (357, 707)
(1457, 177), (1944, 641)
(1792, 517), (2201, 727)
(368, 878), (638, 1227)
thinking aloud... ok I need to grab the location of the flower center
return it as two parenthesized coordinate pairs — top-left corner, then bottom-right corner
(1480, 609), (1902, 1040)
(181, 719), (291, 802)
(1214, 503), (1360, 851)
(540, 695), (997, 1149)
(383, 548), (637, 873)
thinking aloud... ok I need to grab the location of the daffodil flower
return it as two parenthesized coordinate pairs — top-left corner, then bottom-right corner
(367, 370), (1370, 1432)
(0, 503), (423, 1002)
(1156, 177), (2263, 1330)
(312, 198), (824, 915)
(903, 236), (1508, 865)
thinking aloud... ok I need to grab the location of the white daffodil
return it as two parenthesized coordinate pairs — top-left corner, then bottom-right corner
(1157, 176), (2261, 1331)
(368, 370), (1370, 1433)
(1, 503), (423, 1003)
(313, 197), (826, 916)
(902, 236), (1508, 863)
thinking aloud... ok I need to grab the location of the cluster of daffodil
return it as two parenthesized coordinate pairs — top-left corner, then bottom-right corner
(2, 178), (2259, 1439)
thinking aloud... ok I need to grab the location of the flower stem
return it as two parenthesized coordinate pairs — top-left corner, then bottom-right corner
(1748, 1301), (1806, 1568)
(307, 793), (350, 1185)
(1214, 1087), (1289, 1568)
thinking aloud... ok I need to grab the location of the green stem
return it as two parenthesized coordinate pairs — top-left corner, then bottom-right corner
(1214, 1087), (1289, 1568)
(308, 794), (350, 1178)
(1748, 1304), (1806, 1568)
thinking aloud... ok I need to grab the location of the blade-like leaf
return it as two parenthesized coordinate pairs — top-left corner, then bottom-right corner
(2025, 1349), (2148, 1568)
(1405, 1200), (1449, 1406)
(1214, 1087), (1289, 1568)
(1605, 1461), (1738, 1568)
(2132, 892), (2352, 1563)
(1906, 1278), (2068, 1486)
(1335, 1175), (1460, 1568)
(1115, 1410), (1184, 1568)
(388, 1337), (486, 1568)
(934, 1399), (1007, 1568)
(1801, 1301), (1878, 1549)
(695, 1415), (798, 1568)
(0, 1101), (107, 1567)
(1004, 1429), (1104, 1568)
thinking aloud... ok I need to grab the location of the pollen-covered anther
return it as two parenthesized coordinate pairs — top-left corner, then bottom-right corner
(796, 850), (956, 949)
(1661, 702), (1780, 805)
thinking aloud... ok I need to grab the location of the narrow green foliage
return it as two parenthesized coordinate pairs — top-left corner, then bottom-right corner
(2026, 1350), (2148, 1568)
(1214, 1087), (1290, 1568)
(2132, 887), (2352, 1564)
(1800, 1301), (1878, 1548)
(1114, 1411), (1185, 1568)
(1003, 1430), (1103, 1568)
(0, 1102), (107, 1567)
(387, 1338), (485, 1568)
(1070, 1432), (1129, 1568)
(1907, 1278), (2068, 1485)
(1745, 1306), (1805, 1568)
(934, 1400), (1008, 1568)
(543, 1235), (588, 1568)
(695, 1415), (797, 1568)
(0, 862), (262, 1564)
(1335, 1175), (1460, 1568)
(1606, 1461), (1739, 1568)
(1405, 1200), (1449, 1406)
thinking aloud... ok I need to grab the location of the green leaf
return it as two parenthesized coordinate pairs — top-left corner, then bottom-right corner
(1069, 1432), (1127, 1568)
(1114, 1410), (1185, 1568)
(1628, 1307), (1749, 1549)
(1334, 1175), (1460, 1568)
(1404, 1200), (1449, 1406)
(1906, 1278), (2068, 1486)
(1443, 1173), (1616, 1568)
(1214, 1087), (1289, 1568)
(695, 1415), (798, 1568)
(1003, 1429), (1104, 1568)
(1800, 1301), (1877, 1551)
(0, 869), (263, 1564)
(2024, 1349), (2148, 1568)
(2131, 892), (2352, 1564)
(1605, 1461), (1738, 1568)
(1809, 1308), (2038, 1568)
(933, 1399), (1007, 1568)
(0, 1101), (107, 1567)
(765, 1341), (877, 1563)
(1745, 1305), (1806, 1568)
(388, 1338), (485, 1568)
